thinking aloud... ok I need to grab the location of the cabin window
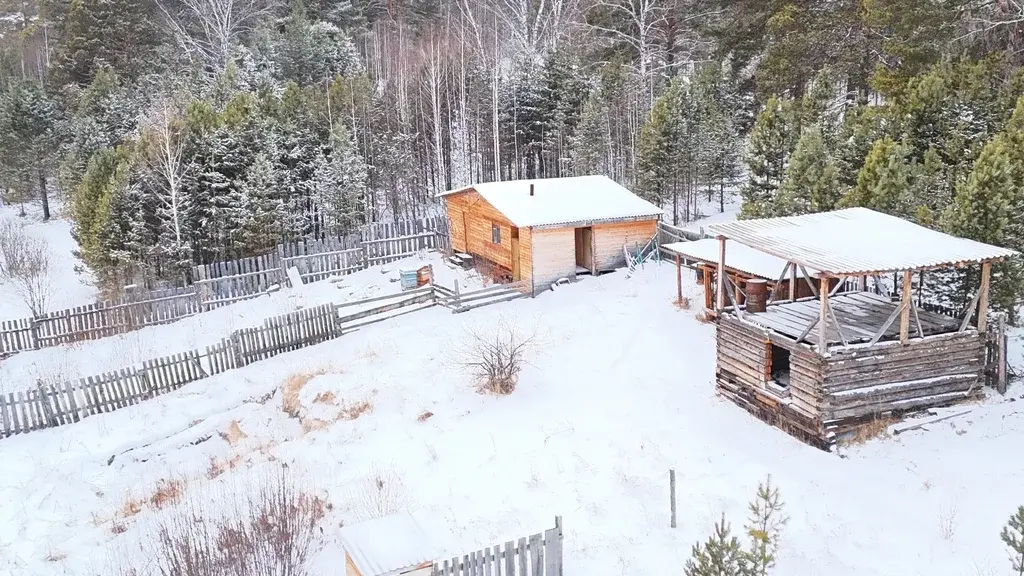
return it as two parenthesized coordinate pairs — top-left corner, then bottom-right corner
(769, 344), (791, 388)
(491, 223), (501, 244)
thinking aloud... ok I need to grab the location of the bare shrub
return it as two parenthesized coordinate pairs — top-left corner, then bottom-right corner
(352, 465), (409, 521)
(0, 218), (52, 316)
(148, 468), (326, 576)
(674, 296), (691, 310)
(150, 478), (184, 510)
(453, 317), (535, 395)
(938, 502), (958, 540)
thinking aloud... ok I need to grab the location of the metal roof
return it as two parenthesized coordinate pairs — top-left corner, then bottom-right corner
(663, 239), (818, 280)
(437, 175), (664, 228)
(707, 208), (1017, 276)
(340, 511), (454, 575)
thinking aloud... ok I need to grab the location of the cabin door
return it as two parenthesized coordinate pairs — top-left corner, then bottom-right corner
(574, 227), (594, 274)
(511, 227), (521, 281)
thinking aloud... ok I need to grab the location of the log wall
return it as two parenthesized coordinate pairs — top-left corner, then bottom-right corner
(592, 220), (658, 271)
(821, 332), (985, 434)
(530, 227), (577, 292)
(444, 191), (516, 270)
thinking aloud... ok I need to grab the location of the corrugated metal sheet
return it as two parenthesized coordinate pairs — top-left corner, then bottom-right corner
(438, 175), (664, 228)
(663, 239), (818, 280)
(340, 511), (454, 575)
(707, 208), (1017, 276)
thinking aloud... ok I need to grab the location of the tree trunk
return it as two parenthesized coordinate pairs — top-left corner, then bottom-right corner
(37, 164), (50, 221)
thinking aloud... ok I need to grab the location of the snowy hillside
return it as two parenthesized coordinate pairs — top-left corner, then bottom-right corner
(0, 261), (1022, 576)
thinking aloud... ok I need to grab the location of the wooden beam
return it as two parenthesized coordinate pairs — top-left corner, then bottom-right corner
(798, 265), (819, 297)
(959, 288), (981, 332)
(909, 297), (924, 339)
(824, 298), (848, 346)
(829, 275), (848, 297)
(796, 311), (821, 344)
(768, 262), (791, 303)
(703, 266), (713, 310)
(675, 253), (682, 305)
(818, 277), (829, 354)
(977, 262), (991, 332)
(724, 275), (743, 320)
(899, 270), (912, 344)
(716, 236), (726, 312)
(869, 300), (906, 346)
(789, 262), (797, 301)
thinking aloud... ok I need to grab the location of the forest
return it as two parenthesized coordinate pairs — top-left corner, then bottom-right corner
(0, 0), (1022, 308)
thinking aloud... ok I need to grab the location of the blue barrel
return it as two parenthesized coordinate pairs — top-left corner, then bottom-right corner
(399, 269), (418, 290)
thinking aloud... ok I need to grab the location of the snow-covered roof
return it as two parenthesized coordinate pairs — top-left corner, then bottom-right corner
(708, 208), (1017, 276)
(438, 175), (664, 228)
(663, 239), (818, 280)
(340, 511), (453, 576)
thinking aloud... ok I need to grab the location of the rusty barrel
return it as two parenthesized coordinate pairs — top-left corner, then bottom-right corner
(745, 279), (768, 313)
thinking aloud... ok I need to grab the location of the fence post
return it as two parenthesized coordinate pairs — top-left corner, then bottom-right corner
(28, 318), (40, 350)
(670, 469), (677, 528)
(276, 244), (288, 287)
(998, 312), (1007, 394)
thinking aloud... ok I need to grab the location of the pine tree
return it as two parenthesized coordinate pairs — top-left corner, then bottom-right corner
(53, 0), (160, 86)
(744, 475), (788, 576)
(0, 80), (60, 219)
(684, 515), (747, 576)
(776, 124), (840, 216)
(314, 125), (367, 235)
(636, 80), (685, 218)
(842, 137), (913, 217)
(1003, 506), (1024, 576)
(741, 96), (798, 219)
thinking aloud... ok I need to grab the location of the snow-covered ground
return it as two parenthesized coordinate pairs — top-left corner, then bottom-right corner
(1, 262), (1022, 576)
(0, 251), (485, 395)
(0, 201), (96, 320)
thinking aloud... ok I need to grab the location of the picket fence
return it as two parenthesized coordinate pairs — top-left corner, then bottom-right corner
(0, 280), (466, 438)
(432, 517), (564, 576)
(0, 216), (449, 357)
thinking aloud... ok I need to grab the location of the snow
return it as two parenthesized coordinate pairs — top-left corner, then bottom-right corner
(1, 261), (1023, 576)
(0, 201), (96, 320)
(663, 238), (819, 280)
(708, 207), (1018, 276)
(439, 175), (664, 228)
(0, 251), (484, 395)
(340, 511), (457, 575)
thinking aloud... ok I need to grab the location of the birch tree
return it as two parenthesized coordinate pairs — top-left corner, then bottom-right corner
(139, 96), (192, 263)
(157, 0), (277, 72)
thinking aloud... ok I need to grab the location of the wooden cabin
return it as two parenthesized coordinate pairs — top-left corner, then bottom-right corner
(705, 208), (1016, 450)
(663, 238), (837, 311)
(340, 512), (455, 576)
(438, 175), (664, 294)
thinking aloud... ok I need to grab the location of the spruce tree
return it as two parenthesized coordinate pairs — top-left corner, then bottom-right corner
(684, 515), (747, 576)
(567, 94), (610, 177)
(776, 124), (840, 216)
(1003, 506), (1024, 576)
(314, 125), (368, 235)
(842, 137), (913, 217)
(741, 96), (798, 219)
(637, 80), (685, 216)
(0, 80), (60, 220)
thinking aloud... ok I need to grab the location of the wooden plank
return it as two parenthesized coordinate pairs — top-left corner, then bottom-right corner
(517, 538), (527, 576)
(505, 541), (515, 576)
(0, 394), (9, 437)
(545, 520), (562, 576)
(899, 270), (912, 344)
(529, 533), (543, 575)
(978, 262), (991, 332)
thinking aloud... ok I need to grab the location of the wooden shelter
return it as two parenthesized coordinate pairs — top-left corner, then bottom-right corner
(340, 512), (455, 576)
(662, 239), (834, 310)
(439, 175), (663, 294)
(705, 208), (1016, 450)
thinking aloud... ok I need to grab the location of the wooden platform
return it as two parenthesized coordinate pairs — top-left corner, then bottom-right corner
(744, 292), (960, 345)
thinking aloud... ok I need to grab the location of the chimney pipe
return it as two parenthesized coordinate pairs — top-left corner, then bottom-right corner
(530, 183), (534, 196)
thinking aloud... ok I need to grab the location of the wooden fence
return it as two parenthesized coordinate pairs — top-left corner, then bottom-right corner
(0, 216), (450, 358)
(432, 517), (563, 576)
(0, 279), (535, 440)
(434, 281), (529, 313)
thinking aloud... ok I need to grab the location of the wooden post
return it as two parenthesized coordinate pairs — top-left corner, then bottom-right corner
(789, 262), (797, 301)
(716, 236), (726, 312)
(978, 262), (991, 332)
(669, 469), (677, 528)
(703, 267), (713, 310)
(998, 312), (1007, 394)
(899, 270), (912, 344)
(818, 277), (828, 354)
(676, 254), (682, 305)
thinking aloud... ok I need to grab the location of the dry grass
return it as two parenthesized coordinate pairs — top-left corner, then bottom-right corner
(206, 454), (244, 480)
(149, 478), (184, 509)
(840, 417), (899, 446)
(313, 391), (336, 404)
(220, 420), (247, 446)
(111, 522), (127, 535)
(694, 310), (714, 323)
(121, 497), (143, 518)
(282, 367), (338, 417)
(673, 296), (691, 310)
(339, 399), (373, 420)
(417, 410), (434, 422)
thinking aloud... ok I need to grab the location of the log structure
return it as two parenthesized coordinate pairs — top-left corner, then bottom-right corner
(706, 208), (1017, 450)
